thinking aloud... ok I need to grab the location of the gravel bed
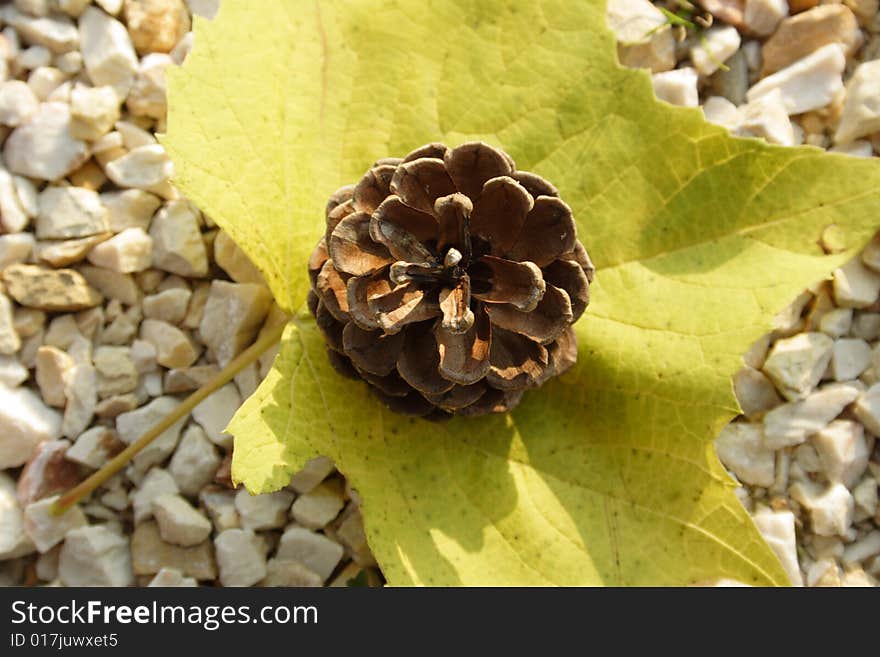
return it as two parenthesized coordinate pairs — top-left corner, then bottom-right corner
(0, 0), (378, 588)
(610, 0), (880, 586)
(1, 0), (879, 588)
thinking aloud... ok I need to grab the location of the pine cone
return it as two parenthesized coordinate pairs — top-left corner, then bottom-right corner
(307, 142), (594, 418)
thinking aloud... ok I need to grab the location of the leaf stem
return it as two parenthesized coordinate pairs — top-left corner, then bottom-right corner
(51, 318), (289, 516)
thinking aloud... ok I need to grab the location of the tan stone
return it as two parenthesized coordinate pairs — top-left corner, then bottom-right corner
(124, 0), (191, 55)
(761, 5), (861, 76)
(213, 230), (265, 285)
(131, 521), (216, 580)
(200, 281), (272, 366)
(35, 346), (74, 408)
(34, 234), (111, 268)
(93, 346), (138, 398)
(139, 319), (198, 368)
(3, 264), (102, 312)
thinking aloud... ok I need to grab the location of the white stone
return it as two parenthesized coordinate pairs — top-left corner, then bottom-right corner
(215, 529), (266, 587)
(97, 0), (124, 15)
(200, 281), (273, 367)
(59, 525), (133, 586)
(829, 141), (874, 158)
(276, 527), (344, 583)
(842, 530), (880, 565)
(13, 175), (38, 218)
(691, 26), (741, 76)
(5, 7), (79, 53)
(0, 80), (39, 126)
(605, 0), (674, 73)
(0, 168), (28, 233)
(79, 266), (140, 306)
(0, 294), (20, 355)
(0, 473), (35, 559)
(87, 227), (153, 273)
(105, 144), (173, 189)
(734, 89), (795, 146)
(36, 185), (108, 239)
(0, 232), (34, 270)
(152, 494), (211, 547)
(213, 231), (264, 285)
(835, 60), (880, 145)
(54, 50), (83, 74)
(130, 339), (157, 373)
(715, 423), (775, 487)
(147, 567), (197, 586)
(66, 426), (121, 470)
(23, 495), (87, 553)
(763, 381), (862, 449)
(187, 0), (219, 19)
(115, 119), (156, 149)
(262, 558), (323, 587)
(78, 6), (138, 98)
(752, 508), (802, 586)
(290, 456), (336, 494)
(28, 67), (66, 101)
(853, 382), (880, 436)
(168, 425), (221, 496)
(651, 67), (698, 107)
(93, 345), (138, 397)
(12, 0), (49, 18)
(192, 382), (241, 449)
(130, 467), (178, 523)
(200, 488), (240, 532)
(746, 44), (846, 115)
(2, 102), (88, 180)
(819, 308), (853, 338)
(702, 96), (739, 131)
(35, 345), (74, 407)
(116, 396), (186, 471)
(149, 199), (207, 276)
(100, 189), (160, 232)
(852, 312), (880, 340)
(290, 480), (345, 530)
(140, 319), (198, 369)
(790, 481), (854, 537)
(143, 288), (191, 324)
(127, 53), (171, 119)
(853, 477), (877, 518)
(0, 355), (28, 387)
(743, 0), (788, 36)
(812, 420), (868, 487)
(762, 332), (833, 401)
(0, 382), (63, 468)
(234, 488), (294, 531)
(606, 0), (667, 42)
(69, 83), (120, 140)
(830, 338), (870, 381)
(169, 31), (193, 65)
(61, 363), (96, 439)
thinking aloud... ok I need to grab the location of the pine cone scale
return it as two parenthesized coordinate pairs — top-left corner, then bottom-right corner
(484, 284), (573, 345)
(469, 256), (546, 312)
(435, 306), (492, 386)
(389, 158), (457, 216)
(469, 175), (533, 255)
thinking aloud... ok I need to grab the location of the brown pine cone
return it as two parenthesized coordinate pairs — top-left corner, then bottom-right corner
(307, 142), (594, 418)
